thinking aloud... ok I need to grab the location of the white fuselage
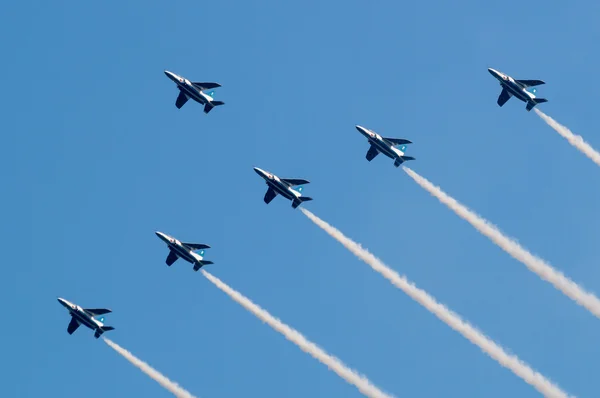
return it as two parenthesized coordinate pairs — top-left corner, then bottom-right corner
(488, 68), (535, 103)
(155, 232), (203, 264)
(357, 126), (404, 160)
(254, 168), (301, 201)
(165, 71), (212, 105)
(58, 298), (103, 330)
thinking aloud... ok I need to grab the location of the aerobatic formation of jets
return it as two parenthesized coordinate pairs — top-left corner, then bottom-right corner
(58, 65), (550, 391)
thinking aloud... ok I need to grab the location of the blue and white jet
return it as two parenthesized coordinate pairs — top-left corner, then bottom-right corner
(57, 297), (114, 339)
(253, 167), (313, 209)
(488, 68), (547, 111)
(155, 231), (213, 271)
(164, 70), (224, 114)
(355, 125), (415, 167)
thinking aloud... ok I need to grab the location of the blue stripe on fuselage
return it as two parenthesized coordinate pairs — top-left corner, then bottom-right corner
(178, 83), (207, 105)
(370, 138), (396, 159)
(503, 81), (529, 102)
(267, 180), (295, 200)
(168, 243), (197, 263)
(71, 310), (97, 329)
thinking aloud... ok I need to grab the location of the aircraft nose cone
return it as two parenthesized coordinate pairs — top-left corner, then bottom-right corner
(164, 70), (178, 81)
(355, 125), (369, 136)
(488, 68), (499, 77)
(253, 167), (263, 176)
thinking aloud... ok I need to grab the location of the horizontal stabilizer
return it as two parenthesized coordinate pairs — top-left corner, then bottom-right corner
(183, 243), (211, 250)
(516, 79), (545, 87)
(192, 82), (221, 90)
(526, 98), (548, 111)
(292, 197), (313, 209)
(85, 308), (112, 316)
(94, 326), (114, 339)
(394, 156), (416, 167)
(193, 260), (214, 271)
(204, 101), (225, 114)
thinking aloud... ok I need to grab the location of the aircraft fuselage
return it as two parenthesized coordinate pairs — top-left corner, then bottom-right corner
(254, 168), (300, 201)
(155, 232), (202, 265)
(488, 68), (534, 103)
(164, 71), (212, 105)
(356, 126), (404, 160)
(58, 298), (104, 331)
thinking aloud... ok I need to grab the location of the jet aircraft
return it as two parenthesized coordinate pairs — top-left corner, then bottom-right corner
(355, 125), (415, 167)
(164, 70), (224, 114)
(253, 167), (313, 209)
(57, 297), (114, 339)
(155, 231), (213, 271)
(488, 68), (547, 111)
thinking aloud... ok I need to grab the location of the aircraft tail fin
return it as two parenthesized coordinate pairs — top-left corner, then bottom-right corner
(193, 260), (214, 272)
(292, 197), (313, 209)
(94, 326), (115, 339)
(526, 98), (548, 111)
(394, 156), (416, 167)
(204, 101), (225, 114)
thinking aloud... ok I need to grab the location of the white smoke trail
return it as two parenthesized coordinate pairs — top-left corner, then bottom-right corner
(201, 270), (392, 398)
(403, 166), (600, 319)
(300, 208), (570, 398)
(535, 108), (600, 167)
(104, 338), (197, 398)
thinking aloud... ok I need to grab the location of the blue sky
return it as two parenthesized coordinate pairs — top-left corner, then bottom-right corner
(3, 0), (600, 396)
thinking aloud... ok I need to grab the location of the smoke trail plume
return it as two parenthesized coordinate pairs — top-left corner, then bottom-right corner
(535, 109), (600, 167)
(403, 166), (600, 319)
(104, 338), (197, 398)
(201, 270), (392, 398)
(300, 208), (569, 398)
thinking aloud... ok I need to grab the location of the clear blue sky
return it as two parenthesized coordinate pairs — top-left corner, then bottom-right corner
(2, 1), (600, 397)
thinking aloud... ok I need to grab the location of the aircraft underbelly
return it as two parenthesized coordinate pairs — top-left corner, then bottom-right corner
(373, 141), (395, 159)
(505, 84), (528, 101)
(180, 85), (205, 104)
(71, 312), (96, 329)
(170, 245), (195, 263)
(269, 182), (294, 199)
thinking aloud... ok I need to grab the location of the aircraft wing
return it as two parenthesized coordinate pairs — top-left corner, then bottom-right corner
(497, 88), (512, 107)
(264, 187), (278, 204)
(366, 145), (379, 161)
(85, 308), (112, 316)
(166, 250), (178, 266)
(516, 79), (545, 87)
(183, 243), (211, 250)
(176, 90), (189, 109)
(383, 138), (412, 146)
(192, 82), (221, 90)
(280, 178), (310, 186)
(67, 317), (80, 335)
